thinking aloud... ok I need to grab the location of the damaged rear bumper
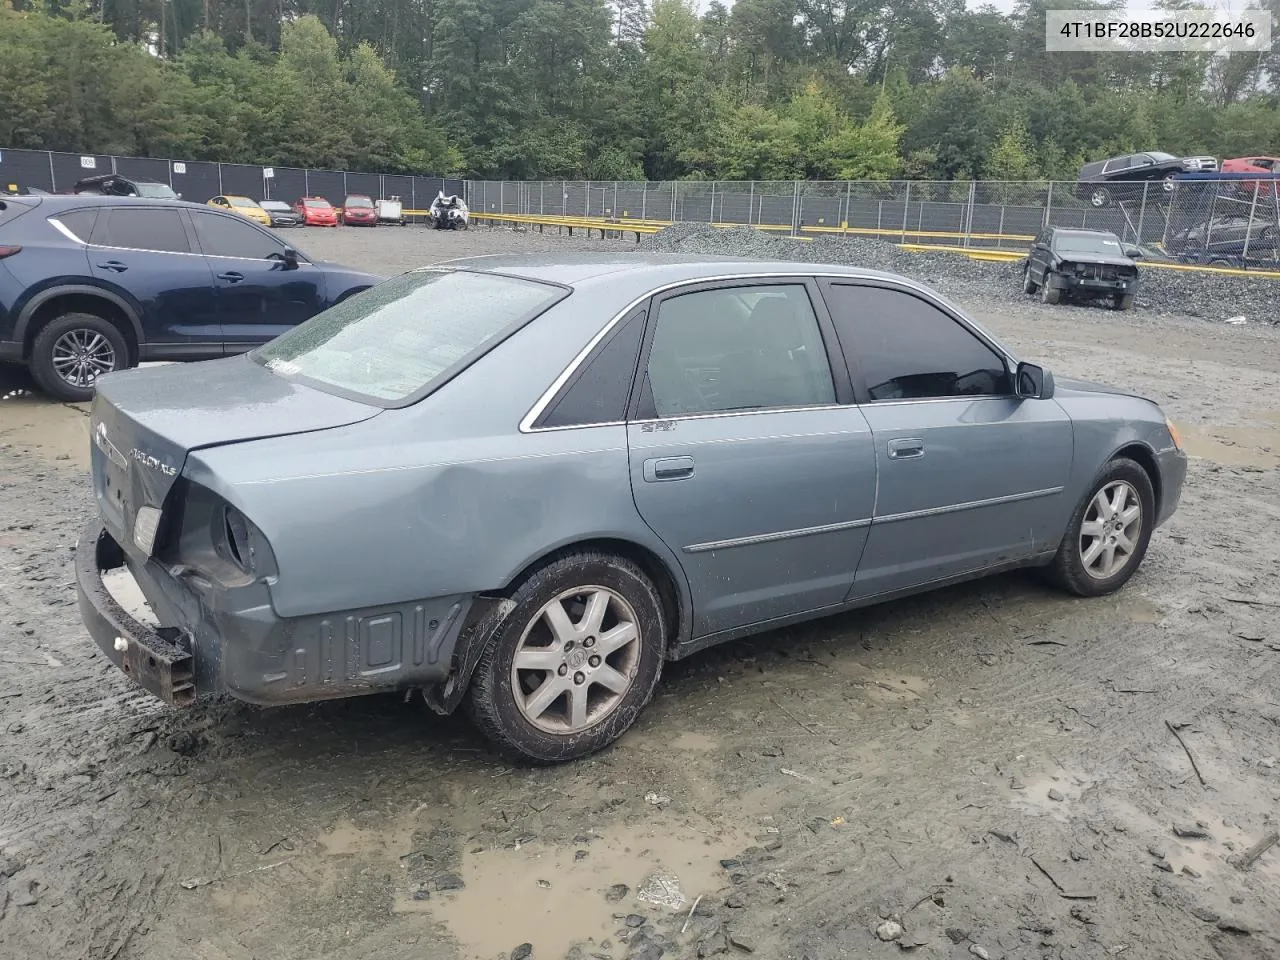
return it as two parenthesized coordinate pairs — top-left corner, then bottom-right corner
(76, 522), (197, 707)
(76, 521), (500, 711)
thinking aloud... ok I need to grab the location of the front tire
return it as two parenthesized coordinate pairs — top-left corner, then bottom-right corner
(1040, 271), (1061, 305)
(29, 312), (129, 403)
(1114, 293), (1134, 311)
(1022, 265), (1038, 294)
(467, 551), (667, 763)
(1047, 457), (1155, 597)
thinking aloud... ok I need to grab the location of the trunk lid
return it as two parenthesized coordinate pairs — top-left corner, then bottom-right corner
(89, 355), (380, 547)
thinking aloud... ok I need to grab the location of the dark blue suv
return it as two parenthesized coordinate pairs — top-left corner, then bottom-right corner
(0, 195), (382, 401)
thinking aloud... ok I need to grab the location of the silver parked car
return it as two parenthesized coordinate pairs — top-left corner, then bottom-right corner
(76, 255), (1187, 762)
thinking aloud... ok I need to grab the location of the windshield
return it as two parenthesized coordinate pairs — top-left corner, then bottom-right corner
(346, 197), (373, 208)
(253, 270), (567, 403)
(135, 182), (179, 199)
(261, 201), (289, 211)
(1055, 233), (1124, 256)
(229, 197), (258, 208)
(304, 199), (330, 209)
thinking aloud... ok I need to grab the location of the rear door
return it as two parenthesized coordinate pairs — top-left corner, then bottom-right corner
(188, 208), (326, 351)
(86, 206), (220, 357)
(819, 280), (1074, 601)
(625, 279), (877, 640)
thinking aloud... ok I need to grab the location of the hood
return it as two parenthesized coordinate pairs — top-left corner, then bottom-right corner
(89, 356), (381, 546)
(1053, 376), (1150, 402)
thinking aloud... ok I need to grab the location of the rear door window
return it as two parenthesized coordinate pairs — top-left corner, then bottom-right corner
(90, 208), (191, 253)
(254, 269), (569, 404)
(52, 208), (98, 242)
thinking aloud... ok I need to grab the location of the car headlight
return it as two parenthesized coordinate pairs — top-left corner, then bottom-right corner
(134, 506), (162, 555)
(1166, 418), (1184, 451)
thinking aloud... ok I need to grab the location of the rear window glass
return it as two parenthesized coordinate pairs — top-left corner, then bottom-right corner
(303, 199), (330, 208)
(253, 270), (567, 403)
(346, 197), (373, 207)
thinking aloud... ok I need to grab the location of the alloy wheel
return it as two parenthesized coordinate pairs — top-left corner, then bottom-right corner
(1079, 480), (1143, 580)
(51, 329), (117, 389)
(510, 586), (642, 734)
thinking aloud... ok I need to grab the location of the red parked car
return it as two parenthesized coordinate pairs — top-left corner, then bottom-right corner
(295, 197), (338, 226)
(339, 195), (378, 227)
(1222, 157), (1280, 196)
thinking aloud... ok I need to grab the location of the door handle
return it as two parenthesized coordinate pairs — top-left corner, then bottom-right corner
(97, 260), (128, 272)
(216, 271), (244, 283)
(887, 438), (925, 460)
(643, 456), (695, 482)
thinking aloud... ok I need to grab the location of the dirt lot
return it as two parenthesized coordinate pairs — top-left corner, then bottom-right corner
(2, 226), (1279, 960)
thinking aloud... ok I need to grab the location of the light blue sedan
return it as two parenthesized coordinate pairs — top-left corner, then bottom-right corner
(76, 254), (1187, 762)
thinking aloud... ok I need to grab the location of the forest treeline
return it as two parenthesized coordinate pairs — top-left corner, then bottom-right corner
(2, 0), (1278, 181)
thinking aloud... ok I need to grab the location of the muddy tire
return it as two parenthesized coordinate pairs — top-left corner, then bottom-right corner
(29, 312), (129, 403)
(1114, 294), (1134, 311)
(467, 551), (666, 763)
(1046, 457), (1155, 597)
(1022, 265), (1038, 294)
(1040, 271), (1061, 305)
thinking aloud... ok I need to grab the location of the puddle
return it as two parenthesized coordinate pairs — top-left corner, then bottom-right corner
(669, 731), (718, 752)
(0, 395), (91, 468)
(423, 818), (750, 959)
(1181, 422), (1280, 469)
(1123, 597), (1164, 625)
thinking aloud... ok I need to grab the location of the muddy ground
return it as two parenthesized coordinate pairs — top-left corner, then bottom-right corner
(1, 226), (1279, 960)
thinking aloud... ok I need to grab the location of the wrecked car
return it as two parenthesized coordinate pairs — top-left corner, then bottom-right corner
(429, 192), (469, 230)
(1022, 227), (1142, 310)
(76, 255), (1186, 762)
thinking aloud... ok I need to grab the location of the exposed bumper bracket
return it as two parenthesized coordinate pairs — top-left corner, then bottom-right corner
(76, 522), (197, 707)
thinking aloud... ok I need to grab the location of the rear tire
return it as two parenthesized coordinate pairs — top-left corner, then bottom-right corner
(29, 312), (129, 403)
(1046, 457), (1155, 597)
(467, 551), (666, 763)
(1040, 271), (1061, 305)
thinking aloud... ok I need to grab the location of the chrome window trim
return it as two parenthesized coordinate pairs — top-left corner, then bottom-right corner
(47, 218), (87, 245)
(518, 271), (1019, 434)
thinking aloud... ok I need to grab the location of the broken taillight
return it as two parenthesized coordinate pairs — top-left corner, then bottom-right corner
(0, 245), (21, 259)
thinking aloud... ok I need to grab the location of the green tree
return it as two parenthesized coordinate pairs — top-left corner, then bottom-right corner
(986, 117), (1037, 180)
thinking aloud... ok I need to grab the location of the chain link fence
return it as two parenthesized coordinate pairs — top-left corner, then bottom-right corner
(0, 147), (463, 211)
(465, 177), (1280, 262)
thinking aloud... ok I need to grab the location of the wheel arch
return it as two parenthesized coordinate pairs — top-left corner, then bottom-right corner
(1109, 441), (1163, 519)
(16, 286), (142, 365)
(498, 536), (690, 657)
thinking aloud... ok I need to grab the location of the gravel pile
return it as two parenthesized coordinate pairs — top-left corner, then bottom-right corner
(640, 223), (1280, 324)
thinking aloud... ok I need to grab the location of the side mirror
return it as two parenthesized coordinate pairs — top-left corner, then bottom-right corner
(1015, 361), (1054, 400)
(1124, 246), (1143, 259)
(282, 247), (299, 270)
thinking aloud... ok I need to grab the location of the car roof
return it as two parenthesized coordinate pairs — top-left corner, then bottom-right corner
(19, 194), (208, 212)
(223, 195), (257, 202)
(424, 252), (934, 288)
(1049, 228), (1120, 240)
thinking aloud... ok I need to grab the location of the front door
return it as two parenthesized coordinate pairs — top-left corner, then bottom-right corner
(626, 279), (877, 640)
(86, 206), (220, 356)
(187, 208), (325, 351)
(819, 280), (1074, 601)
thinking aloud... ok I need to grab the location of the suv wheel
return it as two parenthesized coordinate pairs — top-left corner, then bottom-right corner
(30, 312), (129, 403)
(1039, 270), (1061, 305)
(1046, 457), (1155, 597)
(1089, 187), (1112, 208)
(1022, 265), (1038, 294)
(1113, 293), (1134, 311)
(467, 551), (666, 763)
(1162, 174), (1177, 193)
